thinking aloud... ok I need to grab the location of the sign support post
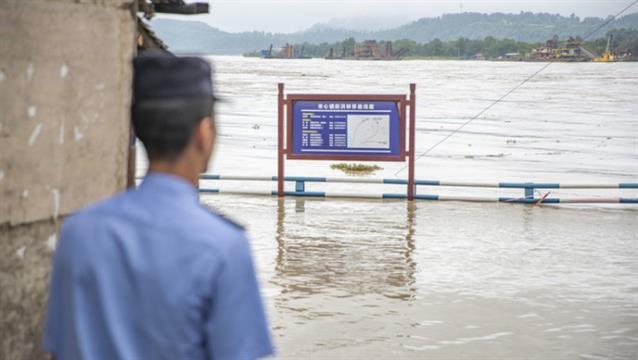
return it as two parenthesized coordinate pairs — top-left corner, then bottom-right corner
(277, 83), (285, 197)
(408, 83), (416, 201)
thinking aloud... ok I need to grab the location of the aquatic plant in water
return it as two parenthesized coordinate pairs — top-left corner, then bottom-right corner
(330, 163), (382, 176)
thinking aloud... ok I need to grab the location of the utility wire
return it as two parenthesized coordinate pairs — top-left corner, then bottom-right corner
(395, 0), (638, 176)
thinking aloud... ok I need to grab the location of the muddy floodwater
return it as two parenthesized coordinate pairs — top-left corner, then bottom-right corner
(138, 57), (638, 359)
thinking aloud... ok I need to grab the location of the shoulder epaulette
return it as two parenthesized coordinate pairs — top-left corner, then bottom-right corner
(200, 204), (246, 231)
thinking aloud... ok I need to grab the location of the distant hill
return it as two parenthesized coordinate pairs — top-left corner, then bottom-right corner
(150, 12), (638, 55)
(316, 15), (414, 31)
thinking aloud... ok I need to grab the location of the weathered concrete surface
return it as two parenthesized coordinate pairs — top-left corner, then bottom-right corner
(0, 0), (135, 357)
(0, 0), (134, 226)
(0, 219), (60, 359)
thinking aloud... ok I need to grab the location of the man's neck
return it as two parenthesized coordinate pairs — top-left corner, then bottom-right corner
(148, 161), (199, 187)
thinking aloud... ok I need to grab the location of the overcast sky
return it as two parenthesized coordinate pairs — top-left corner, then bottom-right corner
(161, 0), (638, 33)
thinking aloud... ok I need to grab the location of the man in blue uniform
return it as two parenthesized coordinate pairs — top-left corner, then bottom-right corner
(43, 50), (274, 359)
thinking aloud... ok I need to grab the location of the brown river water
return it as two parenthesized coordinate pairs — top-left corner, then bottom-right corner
(138, 57), (638, 359)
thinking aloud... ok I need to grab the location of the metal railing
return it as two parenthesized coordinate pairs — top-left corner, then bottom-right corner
(198, 174), (638, 204)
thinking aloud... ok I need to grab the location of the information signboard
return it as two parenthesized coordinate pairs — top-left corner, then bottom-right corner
(286, 95), (406, 161)
(288, 100), (403, 160)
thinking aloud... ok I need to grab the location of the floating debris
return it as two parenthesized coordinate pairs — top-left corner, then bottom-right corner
(330, 163), (382, 176)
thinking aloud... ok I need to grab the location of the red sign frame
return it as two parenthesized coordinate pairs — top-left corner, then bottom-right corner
(277, 83), (417, 200)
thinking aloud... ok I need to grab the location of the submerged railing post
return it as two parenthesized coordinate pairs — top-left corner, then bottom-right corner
(524, 183), (534, 199)
(295, 180), (305, 193)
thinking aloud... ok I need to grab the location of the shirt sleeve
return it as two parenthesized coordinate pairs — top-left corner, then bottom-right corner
(42, 218), (74, 355)
(205, 233), (274, 360)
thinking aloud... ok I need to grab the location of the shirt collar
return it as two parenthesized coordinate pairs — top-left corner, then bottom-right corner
(139, 172), (199, 203)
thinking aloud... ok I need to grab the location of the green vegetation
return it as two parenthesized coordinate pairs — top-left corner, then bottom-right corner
(249, 36), (535, 59)
(330, 163), (383, 175)
(382, 12), (638, 43)
(390, 37), (536, 59)
(244, 28), (638, 60)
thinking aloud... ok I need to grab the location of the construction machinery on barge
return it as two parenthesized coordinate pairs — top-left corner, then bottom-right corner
(326, 40), (409, 60)
(529, 34), (630, 62)
(260, 43), (311, 59)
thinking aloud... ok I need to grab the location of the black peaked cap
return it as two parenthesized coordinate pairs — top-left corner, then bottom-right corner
(133, 49), (218, 102)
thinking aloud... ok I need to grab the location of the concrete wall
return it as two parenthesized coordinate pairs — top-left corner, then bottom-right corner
(0, 0), (135, 357)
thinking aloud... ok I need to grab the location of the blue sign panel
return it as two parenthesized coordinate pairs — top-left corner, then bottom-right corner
(290, 100), (402, 159)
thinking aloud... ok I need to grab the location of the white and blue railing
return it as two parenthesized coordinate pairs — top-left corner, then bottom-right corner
(198, 174), (638, 204)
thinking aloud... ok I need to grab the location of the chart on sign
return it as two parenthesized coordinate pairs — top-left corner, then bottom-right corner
(347, 114), (390, 149)
(290, 100), (402, 159)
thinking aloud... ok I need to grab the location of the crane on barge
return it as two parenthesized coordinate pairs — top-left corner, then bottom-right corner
(593, 34), (616, 62)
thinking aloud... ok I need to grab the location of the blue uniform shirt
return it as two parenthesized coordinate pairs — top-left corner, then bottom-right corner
(43, 173), (274, 360)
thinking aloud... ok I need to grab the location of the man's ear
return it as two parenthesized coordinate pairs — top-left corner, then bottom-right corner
(194, 116), (215, 152)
